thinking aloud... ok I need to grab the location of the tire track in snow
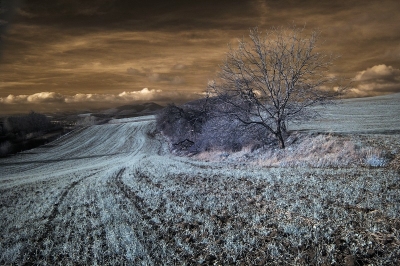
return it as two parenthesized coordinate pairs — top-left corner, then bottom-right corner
(111, 167), (194, 264)
(0, 127), (90, 175)
(108, 169), (156, 258)
(0, 153), (124, 166)
(25, 170), (100, 262)
(107, 167), (169, 264)
(1, 123), (143, 184)
(3, 118), (188, 264)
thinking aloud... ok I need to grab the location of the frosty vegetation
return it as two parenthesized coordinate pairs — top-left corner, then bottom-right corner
(156, 98), (272, 154)
(1, 116), (399, 265)
(156, 97), (393, 168)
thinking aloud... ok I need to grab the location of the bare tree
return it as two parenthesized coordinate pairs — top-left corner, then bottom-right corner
(208, 26), (342, 148)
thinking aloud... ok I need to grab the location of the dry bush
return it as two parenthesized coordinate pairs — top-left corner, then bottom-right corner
(195, 133), (392, 168)
(0, 141), (12, 156)
(157, 99), (275, 154)
(194, 116), (272, 153)
(156, 102), (208, 152)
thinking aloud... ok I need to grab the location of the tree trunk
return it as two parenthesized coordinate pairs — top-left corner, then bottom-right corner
(276, 118), (286, 149)
(277, 132), (285, 149)
(282, 121), (287, 133)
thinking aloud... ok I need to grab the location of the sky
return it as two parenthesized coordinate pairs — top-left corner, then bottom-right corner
(1, 0), (400, 114)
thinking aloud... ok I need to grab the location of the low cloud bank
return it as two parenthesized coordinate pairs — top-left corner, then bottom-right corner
(349, 64), (400, 97)
(3, 64), (399, 106)
(64, 88), (162, 103)
(0, 88), (198, 105)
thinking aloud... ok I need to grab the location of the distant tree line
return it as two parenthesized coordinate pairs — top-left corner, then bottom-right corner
(0, 112), (54, 156)
(3, 111), (52, 136)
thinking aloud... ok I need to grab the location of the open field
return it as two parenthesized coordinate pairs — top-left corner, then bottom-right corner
(1, 95), (400, 265)
(291, 93), (400, 134)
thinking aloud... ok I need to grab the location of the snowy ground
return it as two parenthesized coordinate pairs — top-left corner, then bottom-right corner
(291, 93), (400, 134)
(0, 95), (399, 265)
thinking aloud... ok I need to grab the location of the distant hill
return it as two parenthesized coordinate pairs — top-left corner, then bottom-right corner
(96, 102), (164, 119)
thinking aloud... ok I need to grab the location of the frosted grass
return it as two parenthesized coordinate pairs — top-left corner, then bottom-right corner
(1, 104), (399, 264)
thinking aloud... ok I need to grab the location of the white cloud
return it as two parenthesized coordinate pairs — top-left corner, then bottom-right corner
(64, 93), (116, 103)
(0, 92), (64, 104)
(117, 88), (163, 101)
(27, 92), (65, 103)
(354, 64), (400, 82)
(0, 89), (162, 104)
(0, 88), (200, 105)
(0, 94), (28, 104)
(349, 64), (400, 97)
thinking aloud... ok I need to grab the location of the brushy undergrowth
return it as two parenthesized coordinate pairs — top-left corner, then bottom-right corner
(194, 133), (395, 168)
(156, 99), (274, 154)
(156, 100), (397, 169)
(1, 119), (399, 265)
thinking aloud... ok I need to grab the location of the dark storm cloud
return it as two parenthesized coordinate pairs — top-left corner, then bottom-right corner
(15, 0), (257, 31)
(1, 0), (400, 114)
(0, 0), (22, 56)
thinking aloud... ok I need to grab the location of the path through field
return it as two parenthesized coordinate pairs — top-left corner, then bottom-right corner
(1, 98), (400, 265)
(0, 116), (169, 264)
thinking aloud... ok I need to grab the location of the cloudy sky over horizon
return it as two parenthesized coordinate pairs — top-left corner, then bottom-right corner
(1, 0), (400, 114)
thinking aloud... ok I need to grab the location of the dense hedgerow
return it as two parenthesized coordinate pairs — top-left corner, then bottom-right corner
(156, 98), (274, 154)
(0, 112), (54, 156)
(157, 99), (394, 168)
(3, 112), (52, 135)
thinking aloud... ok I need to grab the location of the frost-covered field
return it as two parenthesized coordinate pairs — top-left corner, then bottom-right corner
(1, 96), (400, 265)
(291, 93), (400, 134)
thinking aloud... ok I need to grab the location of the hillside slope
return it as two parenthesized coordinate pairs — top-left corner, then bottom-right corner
(0, 98), (399, 265)
(291, 93), (400, 134)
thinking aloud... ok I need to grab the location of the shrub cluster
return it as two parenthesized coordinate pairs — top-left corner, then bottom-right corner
(3, 111), (52, 136)
(156, 98), (272, 154)
(0, 112), (54, 156)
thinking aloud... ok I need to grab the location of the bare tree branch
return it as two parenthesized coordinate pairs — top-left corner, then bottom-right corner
(208, 26), (343, 148)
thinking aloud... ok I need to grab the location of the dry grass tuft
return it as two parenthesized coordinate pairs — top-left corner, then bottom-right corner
(194, 133), (396, 168)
